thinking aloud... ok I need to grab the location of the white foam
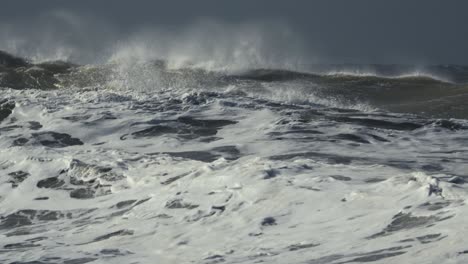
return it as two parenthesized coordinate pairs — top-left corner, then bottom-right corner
(0, 86), (467, 263)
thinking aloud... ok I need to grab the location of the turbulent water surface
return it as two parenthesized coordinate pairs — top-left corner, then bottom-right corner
(1, 51), (468, 263)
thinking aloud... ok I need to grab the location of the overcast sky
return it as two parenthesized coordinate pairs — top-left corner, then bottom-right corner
(1, 0), (467, 65)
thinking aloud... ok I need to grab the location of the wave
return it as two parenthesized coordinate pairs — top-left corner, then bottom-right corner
(1, 52), (460, 96)
(235, 68), (453, 84)
(323, 70), (451, 83)
(2, 50), (468, 118)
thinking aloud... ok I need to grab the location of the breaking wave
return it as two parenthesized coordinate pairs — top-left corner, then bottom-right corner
(2, 49), (468, 118)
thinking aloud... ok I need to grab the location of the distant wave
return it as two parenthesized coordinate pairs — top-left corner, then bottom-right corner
(322, 70), (452, 83)
(235, 69), (453, 84)
(2, 50), (467, 87)
(2, 50), (468, 118)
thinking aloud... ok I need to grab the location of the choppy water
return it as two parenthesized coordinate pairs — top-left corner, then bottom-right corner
(1, 51), (468, 263)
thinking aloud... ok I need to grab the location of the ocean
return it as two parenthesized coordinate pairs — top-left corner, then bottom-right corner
(1, 50), (468, 263)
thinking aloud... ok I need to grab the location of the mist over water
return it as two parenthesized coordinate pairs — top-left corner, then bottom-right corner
(1, 10), (466, 82)
(0, 11), (308, 71)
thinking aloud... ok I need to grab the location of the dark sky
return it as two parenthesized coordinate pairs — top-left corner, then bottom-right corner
(1, 0), (467, 65)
